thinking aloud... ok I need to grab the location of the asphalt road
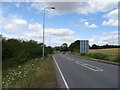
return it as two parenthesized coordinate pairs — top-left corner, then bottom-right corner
(53, 53), (119, 88)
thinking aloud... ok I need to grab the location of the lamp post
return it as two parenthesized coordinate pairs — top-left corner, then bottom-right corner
(42, 6), (55, 57)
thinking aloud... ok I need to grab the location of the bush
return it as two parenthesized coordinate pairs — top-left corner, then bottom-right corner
(2, 38), (53, 69)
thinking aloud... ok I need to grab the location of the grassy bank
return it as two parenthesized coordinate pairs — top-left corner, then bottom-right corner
(2, 55), (58, 88)
(70, 53), (120, 63)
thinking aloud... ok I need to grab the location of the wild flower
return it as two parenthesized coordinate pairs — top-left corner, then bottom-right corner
(12, 78), (14, 81)
(19, 71), (21, 74)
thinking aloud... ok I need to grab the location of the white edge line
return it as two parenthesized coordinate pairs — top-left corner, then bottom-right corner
(53, 55), (69, 89)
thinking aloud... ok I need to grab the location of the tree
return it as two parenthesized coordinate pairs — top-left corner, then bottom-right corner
(69, 40), (80, 52)
(61, 43), (68, 51)
(54, 46), (61, 51)
(2, 37), (53, 69)
(91, 44), (99, 49)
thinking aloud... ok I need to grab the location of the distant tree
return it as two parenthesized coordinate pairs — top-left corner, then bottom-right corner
(61, 43), (68, 47)
(91, 44), (100, 49)
(90, 44), (120, 49)
(61, 43), (68, 51)
(69, 40), (80, 52)
(54, 46), (61, 51)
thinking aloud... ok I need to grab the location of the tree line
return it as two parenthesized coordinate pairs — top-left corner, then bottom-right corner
(90, 44), (120, 49)
(2, 37), (53, 69)
(54, 40), (120, 52)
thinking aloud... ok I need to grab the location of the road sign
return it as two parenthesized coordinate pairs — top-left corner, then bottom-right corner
(80, 40), (89, 53)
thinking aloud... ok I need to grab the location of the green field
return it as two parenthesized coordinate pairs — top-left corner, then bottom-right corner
(89, 48), (119, 55)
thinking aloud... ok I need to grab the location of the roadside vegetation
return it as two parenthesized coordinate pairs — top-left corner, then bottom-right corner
(2, 37), (58, 88)
(57, 40), (120, 63)
(2, 38), (53, 69)
(70, 52), (120, 62)
(2, 55), (58, 88)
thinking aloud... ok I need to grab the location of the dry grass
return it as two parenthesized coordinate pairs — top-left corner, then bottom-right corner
(89, 48), (119, 55)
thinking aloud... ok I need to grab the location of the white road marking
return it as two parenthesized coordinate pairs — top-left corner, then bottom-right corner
(66, 58), (74, 61)
(75, 61), (104, 72)
(53, 56), (69, 89)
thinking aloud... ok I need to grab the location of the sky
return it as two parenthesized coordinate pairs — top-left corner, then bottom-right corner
(1, 1), (119, 46)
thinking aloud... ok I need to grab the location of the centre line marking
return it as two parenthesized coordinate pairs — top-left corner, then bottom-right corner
(75, 61), (103, 72)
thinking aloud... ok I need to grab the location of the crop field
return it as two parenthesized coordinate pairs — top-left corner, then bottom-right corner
(89, 48), (119, 55)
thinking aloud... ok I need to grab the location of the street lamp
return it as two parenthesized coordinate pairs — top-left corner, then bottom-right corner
(42, 6), (55, 57)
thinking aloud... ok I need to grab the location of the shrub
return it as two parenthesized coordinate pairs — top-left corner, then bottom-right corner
(2, 38), (53, 69)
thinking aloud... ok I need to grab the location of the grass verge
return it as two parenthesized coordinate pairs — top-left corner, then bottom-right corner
(70, 53), (120, 63)
(2, 55), (58, 88)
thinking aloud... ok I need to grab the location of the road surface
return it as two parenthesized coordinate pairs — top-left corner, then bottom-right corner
(53, 53), (118, 88)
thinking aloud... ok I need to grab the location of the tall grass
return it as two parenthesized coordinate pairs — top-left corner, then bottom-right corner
(70, 53), (120, 62)
(2, 55), (58, 88)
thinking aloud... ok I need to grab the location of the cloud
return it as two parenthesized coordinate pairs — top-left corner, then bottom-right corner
(103, 9), (118, 19)
(84, 22), (98, 28)
(99, 35), (119, 45)
(30, 2), (118, 15)
(27, 27), (74, 37)
(28, 24), (74, 37)
(2, 33), (25, 40)
(102, 9), (118, 26)
(13, 19), (27, 25)
(28, 23), (43, 31)
(80, 18), (87, 23)
(45, 28), (74, 37)
(102, 20), (118, 26)
(0, 16), (5, 31)
(57, 36), (79, 42)
(2, 15), (76, 46)
(46, 35), (80, 46)
(89, 31), (119, 45)
(4, 24), (23, 33)
(14, 3), (20, 8)
(46, 41), (63, 47)
(22, 28), (75, 41)
(80, 18), (93, 23)
(3, 18), (27, 33)
(2, 28), (78, 46)
(103, 30), (120, 35)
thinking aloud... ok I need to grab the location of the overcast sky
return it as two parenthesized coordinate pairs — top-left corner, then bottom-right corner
(1, 1), (119, 46)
